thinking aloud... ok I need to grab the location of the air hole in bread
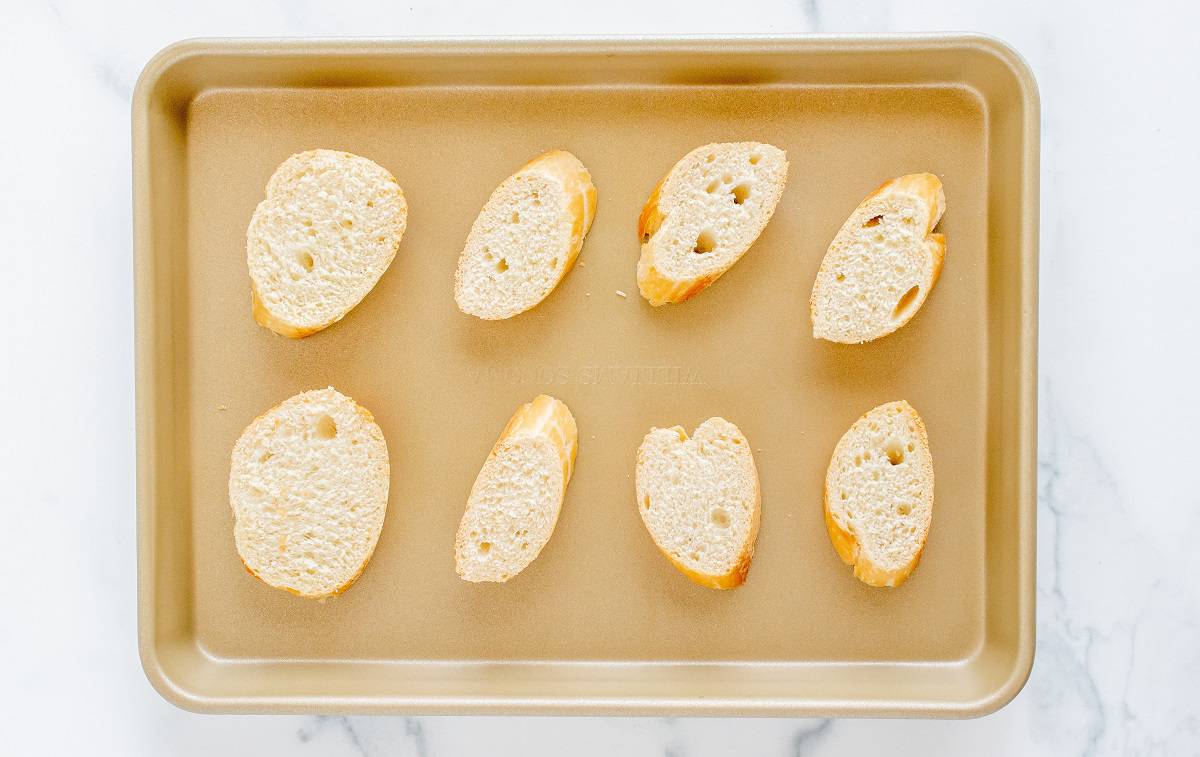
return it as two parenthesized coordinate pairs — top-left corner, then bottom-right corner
(643, 495), (651, 510)
(302, 218), (313, 227)
(314, 415), (337, 439)
(296, 251), (314, 271)
(366, 200), (374, 208)
(863, 214), (883, 228)
(897, 504), (911, 516)
(705, 179), (720, 194)
(511, 211), (520, 223)
(731, 183), (751, 205)
(259, 451), (273, 463)
(840, 491), (848, 501)
(907, 442), (915, 452)
(340, 219), (353, 229)
(853, 455), (862, 467)
(749, 153), (761, 165)
(549, 258), (558, 270)
(893, 285), (921, 319)
(689, 551), (699, 561)
(496, 258), (509, 273)
(693, 230), (716, 254)
(731, 437), (742, 445)
(835, 273), (845, 282)
(710, 508), (730, 528)
(863, 450), (872, 461)
(705, 153), (716, 163)
(483, 247), (493, 261)
(478, 541), (491, 554)
(885, 440), (905, 465)
(722, 173), (732, 184)
(521, 542), (528, 550)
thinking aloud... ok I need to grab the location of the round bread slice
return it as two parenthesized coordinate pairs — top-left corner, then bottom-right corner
(455, 395), (578, 582)
(453, 150), (597, 320)
(635, 418), (761, 589)
(824, 400), (934, 588)
(228, 387), (390, 598)
(810, 173), (946, 343)
(247, 149), (407, 338)
(637, 142), (788, 305)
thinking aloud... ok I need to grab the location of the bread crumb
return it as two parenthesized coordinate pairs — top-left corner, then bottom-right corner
(615, 290), (627, 298)
(585, 293), (591, 297)
(578, 261), (586, 267)
(218, 405), (228, 411)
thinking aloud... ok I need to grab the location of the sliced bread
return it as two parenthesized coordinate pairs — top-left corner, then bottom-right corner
(228, 387), (390, 598)
(824, 400), (933, 588)
(810, 173), (946, 343)
(246, 149), (407, 338)
(635, 418), (761, 589)
(455, 395), (578, 582)
(637, 142), (788, 305)
(454, 150), (597, 319)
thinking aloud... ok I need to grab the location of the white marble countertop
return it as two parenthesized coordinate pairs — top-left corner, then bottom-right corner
(3, 0), (1198, 754)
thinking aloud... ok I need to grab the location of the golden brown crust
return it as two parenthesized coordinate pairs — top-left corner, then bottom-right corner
(822, 401), (933, 588)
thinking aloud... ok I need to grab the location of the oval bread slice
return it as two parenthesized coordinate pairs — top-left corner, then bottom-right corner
(454, 150), (597, 319)
(247, 149), (408, 338)
(824, 400), (933, 588)
(810, 173), (946, 343)
(635, 418), (761, 589)
(455, 395), (579, 582)
(229, 387), (390, 598)
(637, 142), (788, 305)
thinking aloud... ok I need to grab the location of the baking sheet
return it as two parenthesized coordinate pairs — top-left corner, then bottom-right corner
(134, 35), (1038, 716)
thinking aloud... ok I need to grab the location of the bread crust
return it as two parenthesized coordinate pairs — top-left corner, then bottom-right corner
(810, 172), (946, 343)
(636, 142), (787, 306)
(635, 421), (761, 590)
(823, 401), (933, 588)
(453, 395), (578, 582)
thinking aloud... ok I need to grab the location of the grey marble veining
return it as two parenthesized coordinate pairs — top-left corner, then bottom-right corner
(2, 0), (1198, 754)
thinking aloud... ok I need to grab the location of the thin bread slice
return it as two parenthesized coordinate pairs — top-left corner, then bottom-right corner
(455, 395), (578, 582)
(635, 418), (761, 589)
(637, 142), (788, 305)
(247, 149), (407, 338)
(228, 387), (390, 598)
(824, 400), (934, 588)
(454, 150), (597, 319)
(810, 173), (946, 343)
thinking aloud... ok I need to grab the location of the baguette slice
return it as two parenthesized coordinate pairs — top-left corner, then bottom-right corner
(454, 150), (596, 319)
(455, 395), (578, 582)
(229, 387), (390, 598)
(635, 418), (761, 589)
(824, 400), (933, 588)
(637, 142), (788, 305)
(810, 173), (946, 343)
(247, 150), (407, 338)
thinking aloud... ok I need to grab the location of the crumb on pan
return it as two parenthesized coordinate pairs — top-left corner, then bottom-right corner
(615, 290), (627, 298)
